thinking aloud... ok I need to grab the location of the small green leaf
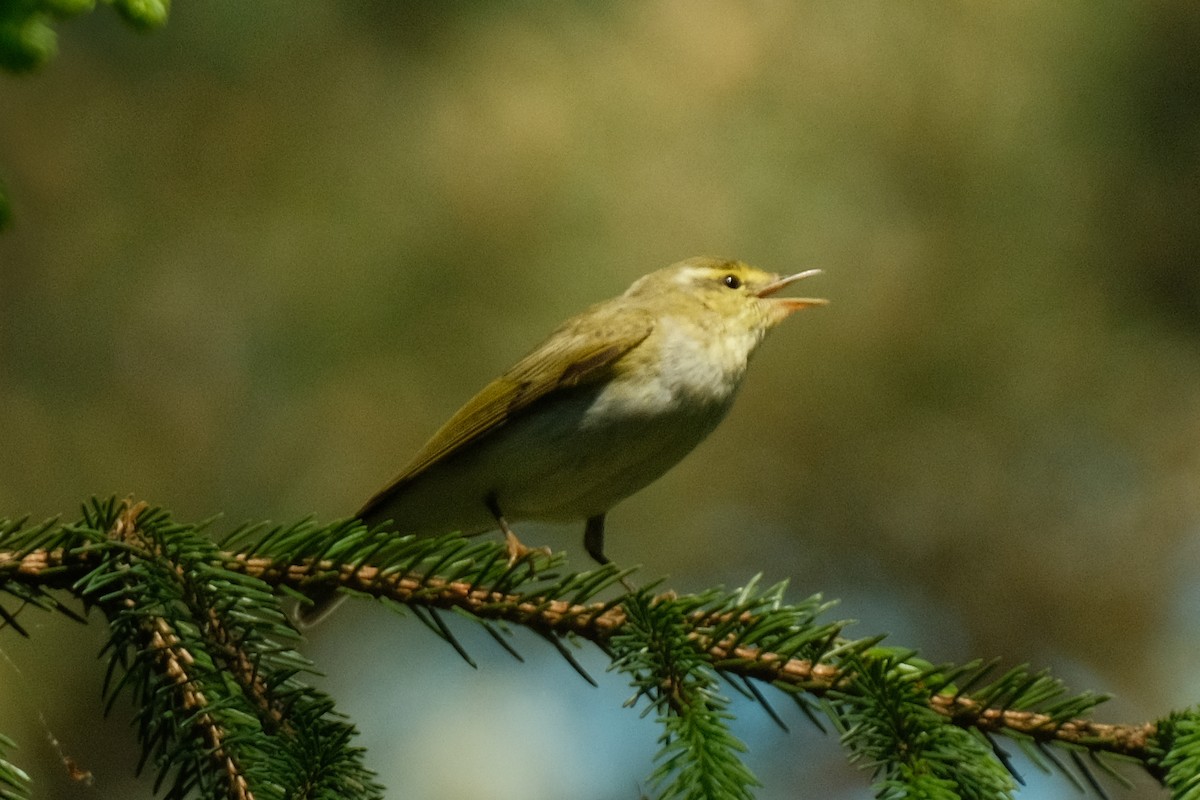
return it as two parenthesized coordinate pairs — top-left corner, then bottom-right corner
(0, 15), (57, 73)
(108, 0), (169, 30)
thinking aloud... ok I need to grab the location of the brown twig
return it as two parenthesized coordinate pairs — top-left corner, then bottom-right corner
(225, 555), (1157, 760)
(105, 501), (253, 800)
(0, 543), (1161, 763)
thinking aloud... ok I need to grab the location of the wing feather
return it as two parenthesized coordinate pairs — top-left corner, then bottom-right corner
(357, 310), (654, 518)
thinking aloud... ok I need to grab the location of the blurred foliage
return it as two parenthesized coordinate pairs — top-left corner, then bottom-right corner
(0, 2), (1198, 798)
(0, 0), (167, 229)
(0, 0), (167, 73)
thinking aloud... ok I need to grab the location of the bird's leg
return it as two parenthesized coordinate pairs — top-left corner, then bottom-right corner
(487, 496), (550, 565)
(585, 514), (636, 592)
(584, 514), (610, 565)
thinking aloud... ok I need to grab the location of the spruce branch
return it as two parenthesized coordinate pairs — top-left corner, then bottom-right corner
(99, 500), (252, 800)
(222, 551), (1151, 759)
(0, 502), (1187, 799)
(1, 499), (382, 800)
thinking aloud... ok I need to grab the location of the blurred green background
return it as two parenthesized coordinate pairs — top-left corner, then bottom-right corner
(1, 2), (1198, 798)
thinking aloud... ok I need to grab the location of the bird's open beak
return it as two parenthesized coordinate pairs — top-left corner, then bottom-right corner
(757, 269), (828, 313)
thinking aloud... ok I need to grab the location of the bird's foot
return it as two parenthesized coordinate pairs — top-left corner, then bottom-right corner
(504, 528), (552, 566)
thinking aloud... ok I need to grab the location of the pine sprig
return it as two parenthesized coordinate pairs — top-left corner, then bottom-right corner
(0, 733), (29, 800)
(1153, 708), (1200, 800)
(0, 515), (91, 634)
(830, 652), (1019, 800)
(612, 593), (759, 800)
(75, 499), (381, 800)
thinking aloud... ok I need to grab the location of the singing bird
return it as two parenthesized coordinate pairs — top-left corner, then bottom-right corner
(301, 257), (825, 623)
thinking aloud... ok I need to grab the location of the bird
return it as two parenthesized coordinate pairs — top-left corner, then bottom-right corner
(299, 256), (825, 624)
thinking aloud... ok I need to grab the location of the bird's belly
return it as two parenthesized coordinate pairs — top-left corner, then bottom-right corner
(376, 381), (732, 533)
(485, 382), (731, 519)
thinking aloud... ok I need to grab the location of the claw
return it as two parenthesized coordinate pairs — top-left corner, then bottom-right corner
(504, 528), (551, 565)
(500, 521), (551, 566)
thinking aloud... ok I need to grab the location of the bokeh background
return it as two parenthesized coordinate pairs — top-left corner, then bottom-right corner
(2, 2), (1199, 798)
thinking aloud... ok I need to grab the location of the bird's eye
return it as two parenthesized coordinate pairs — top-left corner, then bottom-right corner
(722, 274), (741, 289)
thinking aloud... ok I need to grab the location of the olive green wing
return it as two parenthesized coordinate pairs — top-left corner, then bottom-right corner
(357, 311), (654, 517)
